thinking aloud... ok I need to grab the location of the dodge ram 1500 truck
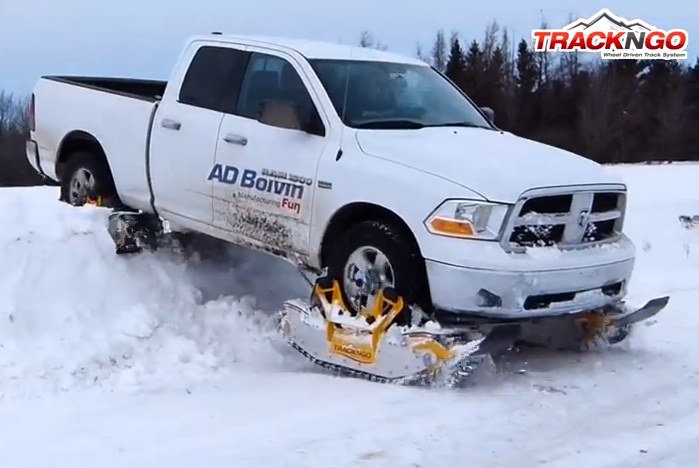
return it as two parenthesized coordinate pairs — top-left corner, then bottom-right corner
(26, 33), (635, 324)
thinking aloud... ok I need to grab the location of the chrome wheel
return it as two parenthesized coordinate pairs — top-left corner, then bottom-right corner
(342, 245), (396, 312)
(68, 168), (95, 205)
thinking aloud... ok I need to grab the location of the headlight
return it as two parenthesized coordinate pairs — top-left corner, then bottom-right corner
(424, 200), (510, 240)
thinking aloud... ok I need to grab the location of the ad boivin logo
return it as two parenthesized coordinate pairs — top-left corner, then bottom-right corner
(208, 164), (305, 199)
(532, 9), (688, 60)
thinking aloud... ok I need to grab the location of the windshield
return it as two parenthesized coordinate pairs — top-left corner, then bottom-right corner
(308, 59), (493, 130)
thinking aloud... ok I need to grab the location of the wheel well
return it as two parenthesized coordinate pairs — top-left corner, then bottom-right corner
(55, 131), (112, 182)
(320, 202), (432, 305)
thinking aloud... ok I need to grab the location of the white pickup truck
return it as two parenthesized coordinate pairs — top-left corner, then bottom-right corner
(26, 33), (635, 325)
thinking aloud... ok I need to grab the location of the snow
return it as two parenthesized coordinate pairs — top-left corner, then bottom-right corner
(0, 164), (698, 467)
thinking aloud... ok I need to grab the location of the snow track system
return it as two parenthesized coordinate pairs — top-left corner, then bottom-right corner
(276, 275), (506, 386)
(278, 273), (670, 387)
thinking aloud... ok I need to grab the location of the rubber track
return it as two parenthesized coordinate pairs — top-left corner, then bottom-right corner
(276, 314), (483, 386)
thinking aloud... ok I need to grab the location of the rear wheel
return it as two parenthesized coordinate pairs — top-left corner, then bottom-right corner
(60, 152), (116, 206)
(325, 220), (427, 325)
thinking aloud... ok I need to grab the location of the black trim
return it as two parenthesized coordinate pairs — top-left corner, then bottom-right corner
(144, 102), (161, 217)
(28, 139), (45, 176)
(27, 139), (60, 185)
(42, 76), (166, 102)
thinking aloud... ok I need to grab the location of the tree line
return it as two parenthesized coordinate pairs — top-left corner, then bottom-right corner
(407, 21), (699, 164)
(1, 20), (697, 186)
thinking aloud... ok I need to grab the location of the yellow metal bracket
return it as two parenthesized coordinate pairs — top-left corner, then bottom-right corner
(315, 279), (406, 365)
(314, 279), (454, 367)
(576, 311), (614, 346)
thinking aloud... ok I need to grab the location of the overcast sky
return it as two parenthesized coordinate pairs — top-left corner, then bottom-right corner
(0, 0), (695, 95)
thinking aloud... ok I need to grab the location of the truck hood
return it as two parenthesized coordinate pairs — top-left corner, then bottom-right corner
(355, 128), (624, 202)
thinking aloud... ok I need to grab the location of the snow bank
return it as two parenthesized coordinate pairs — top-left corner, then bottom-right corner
(0, 188), (302, 398)
(608, 164), (699, 300)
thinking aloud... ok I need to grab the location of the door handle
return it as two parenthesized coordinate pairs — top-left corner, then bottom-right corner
(161, 118), (181, 130)
(222, 133), (247, 146)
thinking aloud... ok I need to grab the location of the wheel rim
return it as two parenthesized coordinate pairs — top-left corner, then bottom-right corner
(342, 246), (396, 312)
(68, 168), (95, 205)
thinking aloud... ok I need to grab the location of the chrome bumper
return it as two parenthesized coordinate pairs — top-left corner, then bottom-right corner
(425, 255), (634, 319)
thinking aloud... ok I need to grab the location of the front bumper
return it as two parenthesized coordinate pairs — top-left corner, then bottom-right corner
(426, 243), (635, 320)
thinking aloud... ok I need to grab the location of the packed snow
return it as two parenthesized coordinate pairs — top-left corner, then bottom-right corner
(0, 164), (698, 467)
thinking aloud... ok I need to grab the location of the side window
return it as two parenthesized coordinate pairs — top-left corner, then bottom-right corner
(178, 45), (249, 113)
(235, 52), (323, 134)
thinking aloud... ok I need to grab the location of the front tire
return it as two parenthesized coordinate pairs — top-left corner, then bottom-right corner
(60, 152), (116, 206)
(325, 220), (426, 324)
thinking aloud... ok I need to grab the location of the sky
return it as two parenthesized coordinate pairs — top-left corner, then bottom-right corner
(1, 0), (696, 95)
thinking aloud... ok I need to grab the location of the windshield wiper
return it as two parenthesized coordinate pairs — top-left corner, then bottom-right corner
(354, 120), (493, 130)
(354, 119), (426, 129)
(422, 122), (492, 129)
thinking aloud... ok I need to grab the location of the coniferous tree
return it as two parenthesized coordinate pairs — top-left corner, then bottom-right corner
(462, 40), (484, 102)
(445, 33), (466, 86)
(515, 39), (538, 94)
(485, 46), (505, 101)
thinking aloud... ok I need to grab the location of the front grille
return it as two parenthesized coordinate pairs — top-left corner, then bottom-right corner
(504, 188), (626, 249)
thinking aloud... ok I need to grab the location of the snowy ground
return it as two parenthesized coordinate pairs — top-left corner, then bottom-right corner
(0, 164), (698, 468)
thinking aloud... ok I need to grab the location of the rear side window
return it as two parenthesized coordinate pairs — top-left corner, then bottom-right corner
(178, 45), (249, 113)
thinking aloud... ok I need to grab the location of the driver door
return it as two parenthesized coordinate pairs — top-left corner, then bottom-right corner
(212, 48), (330, 257)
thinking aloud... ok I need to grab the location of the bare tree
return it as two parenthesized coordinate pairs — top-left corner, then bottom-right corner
(500, 27), (513, 79)
(430, 30), (447, 71)
(481, 21), (500, 64)
(578, 67), (641, 162)
(358, 30), (388, 50)
(10, 95), (30, 134)
(415, 43), (429, 63)
(557, 13), (581, 84)
(652, 66), (690, 159)
(0, 91), (14, 139)
(0, 91), (43, 186)
(534, 17), (552, 87)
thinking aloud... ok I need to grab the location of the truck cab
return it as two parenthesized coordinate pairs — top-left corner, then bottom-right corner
(146, 37), (336, 260)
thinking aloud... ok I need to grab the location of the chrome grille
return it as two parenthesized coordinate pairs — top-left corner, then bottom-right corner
(501, 186), (626, 251)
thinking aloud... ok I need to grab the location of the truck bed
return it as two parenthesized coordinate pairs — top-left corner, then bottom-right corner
(42, 76), (167, 102)
(31, 74), (162, 207)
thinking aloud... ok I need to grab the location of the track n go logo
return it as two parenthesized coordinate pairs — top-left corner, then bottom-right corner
(532, 9), (688, 60)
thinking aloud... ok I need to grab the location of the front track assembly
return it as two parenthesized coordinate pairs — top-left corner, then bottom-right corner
(277, 275), (518, 386)
(277, 273), (670, 386)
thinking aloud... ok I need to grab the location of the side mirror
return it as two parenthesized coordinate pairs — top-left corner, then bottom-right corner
(480, 106), (495, 124)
